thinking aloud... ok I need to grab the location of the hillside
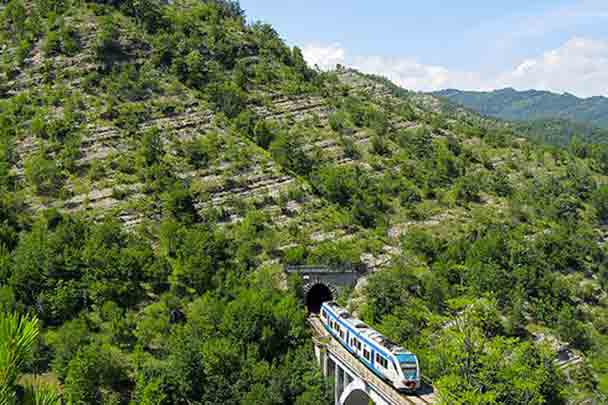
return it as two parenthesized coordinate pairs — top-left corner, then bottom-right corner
(2, 1), (608, 404)
(434, 88), (608, 128)
(509, 118), (608, 147)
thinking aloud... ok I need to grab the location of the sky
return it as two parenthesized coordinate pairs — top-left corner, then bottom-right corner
(239, 0), (608, 97)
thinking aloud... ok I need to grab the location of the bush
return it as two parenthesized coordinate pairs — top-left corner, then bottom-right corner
(42, 22), (78, 56)
(592, 185), (608, 223)
(313, 165), (388, 228)
(270, 133), (313, 176)
(208, 80), (246, 118)
(371, 134), (391, 156)
(24, 152), (63, 194)
(161, 181), (198, 223)
(94, 16), (123, 69)
(340, 136), (360, 159)
(454, 175), (481, 204)
(64, 343), (129, 404)
(183, 132), (222, 169)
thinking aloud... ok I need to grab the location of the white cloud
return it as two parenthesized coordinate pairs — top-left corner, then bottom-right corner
(302, 43), (346, 71)
(496, 38), (608, 96)
(302, 38), (608, 97)
(349, 56), (487, 93)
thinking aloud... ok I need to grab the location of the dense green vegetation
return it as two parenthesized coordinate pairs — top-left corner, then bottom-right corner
(434, 88), (608, 129)
(433, 88), (608, 147)
(1, 0), (608, 404)
(510, 118), (608, 147)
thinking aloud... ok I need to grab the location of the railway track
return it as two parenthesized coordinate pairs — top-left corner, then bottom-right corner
(309, 316), (437, 405)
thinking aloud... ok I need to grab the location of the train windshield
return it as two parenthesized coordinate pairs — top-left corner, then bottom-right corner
(396, 354), (418, 380)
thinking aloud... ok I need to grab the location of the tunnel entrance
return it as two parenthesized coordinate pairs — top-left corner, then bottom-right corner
(306, 283), (334, 314)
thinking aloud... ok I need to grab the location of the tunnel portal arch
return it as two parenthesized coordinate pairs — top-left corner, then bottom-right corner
(305, 283), (336, 314)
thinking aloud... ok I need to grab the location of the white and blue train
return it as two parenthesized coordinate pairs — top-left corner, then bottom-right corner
(320, 301), (421, 392)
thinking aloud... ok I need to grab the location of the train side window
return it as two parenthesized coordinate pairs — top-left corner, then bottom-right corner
(376, 354), (388, 368)
(363, 349), (370, 360)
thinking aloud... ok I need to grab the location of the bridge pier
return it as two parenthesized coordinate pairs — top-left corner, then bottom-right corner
(314, 337), (386, 405)
(335, 365), (344, 404)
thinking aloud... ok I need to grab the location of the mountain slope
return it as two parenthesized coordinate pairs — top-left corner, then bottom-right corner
(2, 1), (608, 404)
(433, 88), (608, 128)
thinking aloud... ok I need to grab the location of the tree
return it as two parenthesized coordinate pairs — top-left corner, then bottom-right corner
(64, 343), (128, 405)
(0, 312), (60, 405)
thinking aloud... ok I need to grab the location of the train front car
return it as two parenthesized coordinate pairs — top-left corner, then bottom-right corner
(394, 353), (421, 392)
(319, 302), (422, 393)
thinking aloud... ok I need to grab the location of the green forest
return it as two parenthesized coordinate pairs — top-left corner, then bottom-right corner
(2, 1), (608, 404)
(433, 88), (608, 130)
(433, 88), (608, 147)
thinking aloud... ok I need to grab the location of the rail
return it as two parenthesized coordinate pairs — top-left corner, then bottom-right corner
(309, 316), (437, 405)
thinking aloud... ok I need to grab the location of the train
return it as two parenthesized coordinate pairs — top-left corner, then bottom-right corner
(320, 301), (421, 392)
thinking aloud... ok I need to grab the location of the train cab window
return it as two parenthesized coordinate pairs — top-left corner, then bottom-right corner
(363, 349), (370, 361)
(321, 310), (327, 319)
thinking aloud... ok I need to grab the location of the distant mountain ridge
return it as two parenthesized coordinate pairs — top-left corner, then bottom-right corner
(433, 88), (608, 129)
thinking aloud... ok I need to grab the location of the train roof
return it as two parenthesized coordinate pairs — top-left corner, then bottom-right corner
(322, 301), (414, 356)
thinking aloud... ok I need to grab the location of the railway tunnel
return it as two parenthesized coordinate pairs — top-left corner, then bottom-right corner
(305, 283), (334, 314)
(285, 265), (365, 314)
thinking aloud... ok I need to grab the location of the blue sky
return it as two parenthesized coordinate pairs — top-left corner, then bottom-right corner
(239, 0), (608, 97)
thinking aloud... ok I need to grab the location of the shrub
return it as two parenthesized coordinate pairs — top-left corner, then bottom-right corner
(24, 152), (63, 194)
(371, 134), (391, 156)
(208, 80), (246, 118)
(43, 22), (79, 56)
(592, 185), (608, 223)
(454, 175), (481, 204)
